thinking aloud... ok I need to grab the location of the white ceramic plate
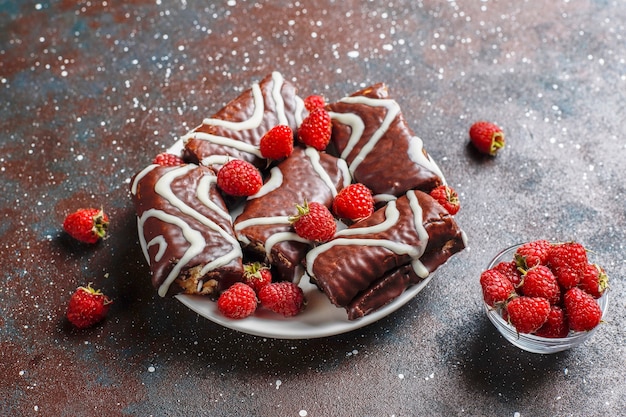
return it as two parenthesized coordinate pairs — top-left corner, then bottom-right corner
(177, 273), (433, 339)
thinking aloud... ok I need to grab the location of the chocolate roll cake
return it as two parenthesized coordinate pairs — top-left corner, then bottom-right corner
(183, 71), (305, 171)
(327, 84), (445, 196)
(234, 146), (351, 282)
(305, 190), (466, 319)
(130, 163), (243, 297)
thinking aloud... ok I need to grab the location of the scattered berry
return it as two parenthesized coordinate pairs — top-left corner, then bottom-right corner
(535, 305), (569, 338)
(514, 239), (551, 270)
(303, 94), (326, 112)
(564, 287), (603, 332)
(480, 269), (515, 307)
(578, 263), (608, 299)
(243, 262), (273, 294)
(298, 107), (332, 151)
(505, 296), (551, 334)
(332, 183), (375, 221)
(429, 185), (460, 215)
(153, 152), (185, 166)
(493, 261), (523, 287)
(217, 282), (258, 319)
(258, 282), (306, 317)
(66, 284), (112, 329)
(289, 201), (336, 243)
(217, 159), (263, 197)
(548, 242), (588, 289)
(519, 265), (561, 305)
(259, 125), (294, 160)
(63, 208), (109, 244)
(469, 121), (505, 156)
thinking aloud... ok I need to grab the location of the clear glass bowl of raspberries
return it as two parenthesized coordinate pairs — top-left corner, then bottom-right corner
(482, 241), (609, 354)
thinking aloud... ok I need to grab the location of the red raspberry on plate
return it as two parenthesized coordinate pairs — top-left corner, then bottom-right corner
(578, 263), (608, 299)
(303, 94), (326, 112)
(514, 239), (551, 270)
(469, 121), (505, 156)
(66, 284), (113, 329)
(547, 242), (588, 289)
(332, 183), (375, 221)
(63, 208), (109, 244)
(505, 296), (551, 334)
(535, 305), (569, 338)
(493, 261), (523, 287)
(259, 125), (294, 160)
(480, 269), (515, 307)
(153, 152), (185, 166)
(564, 287), (602, 332)
(429, 185), (460, 215)
(258, 282), (306, 317)
(298, 107), (332, 151)
(243, 262), (272, 294)
(290, 201), (336, 243)
(519, 265), (561, 305)
(217, 282), (258, 319)
(217, 159), (263, 197)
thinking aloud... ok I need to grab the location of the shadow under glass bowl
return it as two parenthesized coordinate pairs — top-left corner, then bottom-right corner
(484, 243), (609, 354)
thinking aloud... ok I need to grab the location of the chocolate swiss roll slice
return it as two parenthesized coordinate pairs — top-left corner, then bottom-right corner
(327, 84), (445, 196)
(234, 146), (351, 282)
(305, 190), (466, 319)
(183, 71), (305, 171)
(130, 163), (243, 297)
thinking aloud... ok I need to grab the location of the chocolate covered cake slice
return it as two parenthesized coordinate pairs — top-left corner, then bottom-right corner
(234, 146), (351, 282)
(130, 163), (243, 297)
(183, 71), (305, 171)
(305, 189), (466, 319)
(327, 84), (445, 196)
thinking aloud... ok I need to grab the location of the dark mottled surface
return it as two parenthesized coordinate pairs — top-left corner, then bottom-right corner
(1, 1), (625, 416)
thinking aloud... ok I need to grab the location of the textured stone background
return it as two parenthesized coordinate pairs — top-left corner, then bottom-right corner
(1, 1), (625, 416)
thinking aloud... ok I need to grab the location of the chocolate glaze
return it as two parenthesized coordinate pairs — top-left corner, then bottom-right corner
(130, 164), (243, 297)
(183, 72), (303, 171)
(234, 146), (349, 282)
(308, 190), (465, 317)
(327, 83), (443, 196)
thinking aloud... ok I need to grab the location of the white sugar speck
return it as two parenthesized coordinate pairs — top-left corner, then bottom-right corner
(398, 374), (405, 379)
(148, 366), (155, 372)
(347, 50), (360, 58)
(299, 411), (308, 417)
(275, 379), (282, 389)
(514, 413), (521, 417)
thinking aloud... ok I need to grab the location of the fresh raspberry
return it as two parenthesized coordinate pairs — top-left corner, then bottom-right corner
(217, 282), (258, 319)
(332, 183), (375, 221)
(429, 185), (460, 215)
(298, 107), (332, 151)
(505, 296), (551, 334)
(514, 239), (551, 270)
(63, 208), (110, 244)
(243, 262), (273, 294)
(258, 282), (306, 317)
(153, 152), (185, 166)
(519, 265), (561, 305)
(469, 121), (505, 156)
(480, 269), (515, 307)
(535, 305), (569, 338)
(289, 201), (336, 243)
(578, 263), (608, 299)
(303, 94), (326, 112)
(66, 284), (113, 329)
(492, 261), (523, 287)
(259, 125), (294, 160)
(564, 287), (602, 332)
(216, 159), (263, 197)
(547, 242), (588, 289)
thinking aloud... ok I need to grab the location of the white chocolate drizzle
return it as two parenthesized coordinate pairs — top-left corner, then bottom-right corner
(249, 166), (283, 200)
(135, 165), (242, 297)
(306, 190), (430, 282)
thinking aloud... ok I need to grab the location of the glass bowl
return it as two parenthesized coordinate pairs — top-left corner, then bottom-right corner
(484, 243), (609, 354)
